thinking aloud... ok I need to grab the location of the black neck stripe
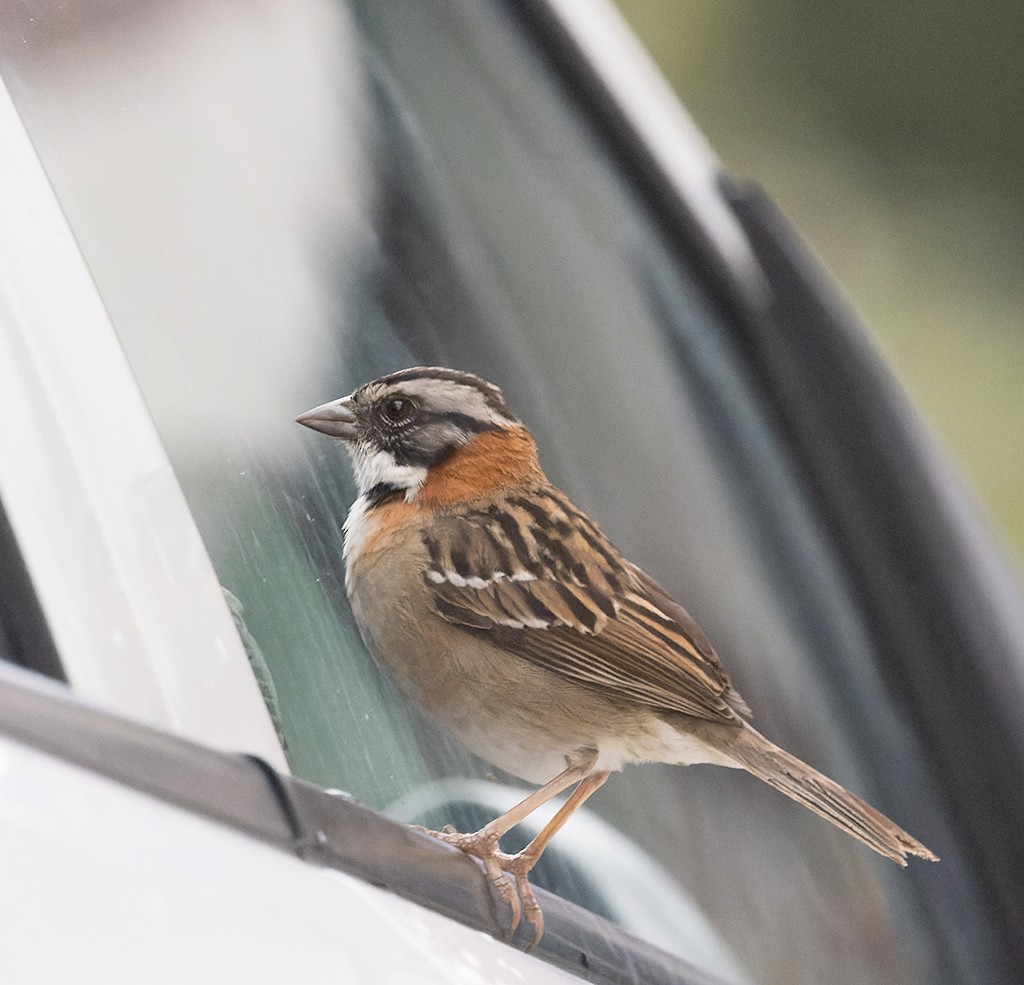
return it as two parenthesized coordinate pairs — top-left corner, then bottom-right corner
(364, 482), (403, 509)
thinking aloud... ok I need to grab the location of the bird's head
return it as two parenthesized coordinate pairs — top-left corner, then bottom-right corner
(297, 367), (529, 501)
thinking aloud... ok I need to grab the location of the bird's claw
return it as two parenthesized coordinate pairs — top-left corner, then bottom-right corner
(483, 853), (521, 938)
(507, 855), (544, 949)
(482, 849), (544, 947)
(414, 825), (544, 947)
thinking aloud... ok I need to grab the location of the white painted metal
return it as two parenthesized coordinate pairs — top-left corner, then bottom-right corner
(0, 737), (578, 985)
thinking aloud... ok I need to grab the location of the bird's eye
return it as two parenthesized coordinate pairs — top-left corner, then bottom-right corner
(381, 396), (416, 424)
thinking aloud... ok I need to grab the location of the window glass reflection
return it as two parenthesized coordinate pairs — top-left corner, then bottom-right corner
(0, 1), (949, 981)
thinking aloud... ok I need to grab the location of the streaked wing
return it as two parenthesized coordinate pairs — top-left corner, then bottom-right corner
(423, 487), (750, 723)
(625, 562), (752, 718)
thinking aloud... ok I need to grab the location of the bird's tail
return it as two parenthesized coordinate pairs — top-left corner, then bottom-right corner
(725, 727), (938, 865)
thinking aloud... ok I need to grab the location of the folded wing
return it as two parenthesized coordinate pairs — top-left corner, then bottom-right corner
(423, 487), (751, 723)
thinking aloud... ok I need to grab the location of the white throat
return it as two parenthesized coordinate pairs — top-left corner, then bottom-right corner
(342, 494), (374, 571)
(350, 445), (427, 501)
(342, 445), (426, 581)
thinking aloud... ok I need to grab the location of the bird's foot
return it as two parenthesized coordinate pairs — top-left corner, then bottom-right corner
(413, 825), (545, 948)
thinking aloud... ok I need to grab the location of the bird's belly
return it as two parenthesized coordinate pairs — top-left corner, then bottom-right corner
(349, 570), (650, 782)
(351, 584), (739, 784)
(593, 718), (741, 773)
(352, 595), (604, 780)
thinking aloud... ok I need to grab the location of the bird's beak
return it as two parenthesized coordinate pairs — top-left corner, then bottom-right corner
(295, 395), (358, 441)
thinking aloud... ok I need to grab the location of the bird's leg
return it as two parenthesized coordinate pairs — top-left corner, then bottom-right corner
(421, 756), (595, 853)
(504, 770), (610, 948)
(413, 756), (600, 944)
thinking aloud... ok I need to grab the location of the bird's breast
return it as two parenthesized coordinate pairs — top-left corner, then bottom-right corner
(343, 493), (419, 581)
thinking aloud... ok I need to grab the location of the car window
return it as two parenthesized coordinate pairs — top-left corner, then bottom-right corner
(0, 2), (960, 982)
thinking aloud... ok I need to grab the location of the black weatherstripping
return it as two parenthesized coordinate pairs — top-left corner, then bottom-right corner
(0, 501), (63, 681)
(0, 662), (730, 985)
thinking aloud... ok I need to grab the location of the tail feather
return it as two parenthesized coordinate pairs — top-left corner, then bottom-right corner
(726, 727), (938, 865)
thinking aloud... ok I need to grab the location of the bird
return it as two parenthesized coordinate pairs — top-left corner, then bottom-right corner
(296, 366), (938, 946)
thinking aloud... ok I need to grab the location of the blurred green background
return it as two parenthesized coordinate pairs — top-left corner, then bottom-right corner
(615, 0), (1024, 564)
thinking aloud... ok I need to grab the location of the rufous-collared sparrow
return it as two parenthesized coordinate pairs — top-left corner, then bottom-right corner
(297, 367), (937, 946)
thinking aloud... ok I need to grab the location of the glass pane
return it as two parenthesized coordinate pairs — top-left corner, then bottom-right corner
(0, 2), (956, 982)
